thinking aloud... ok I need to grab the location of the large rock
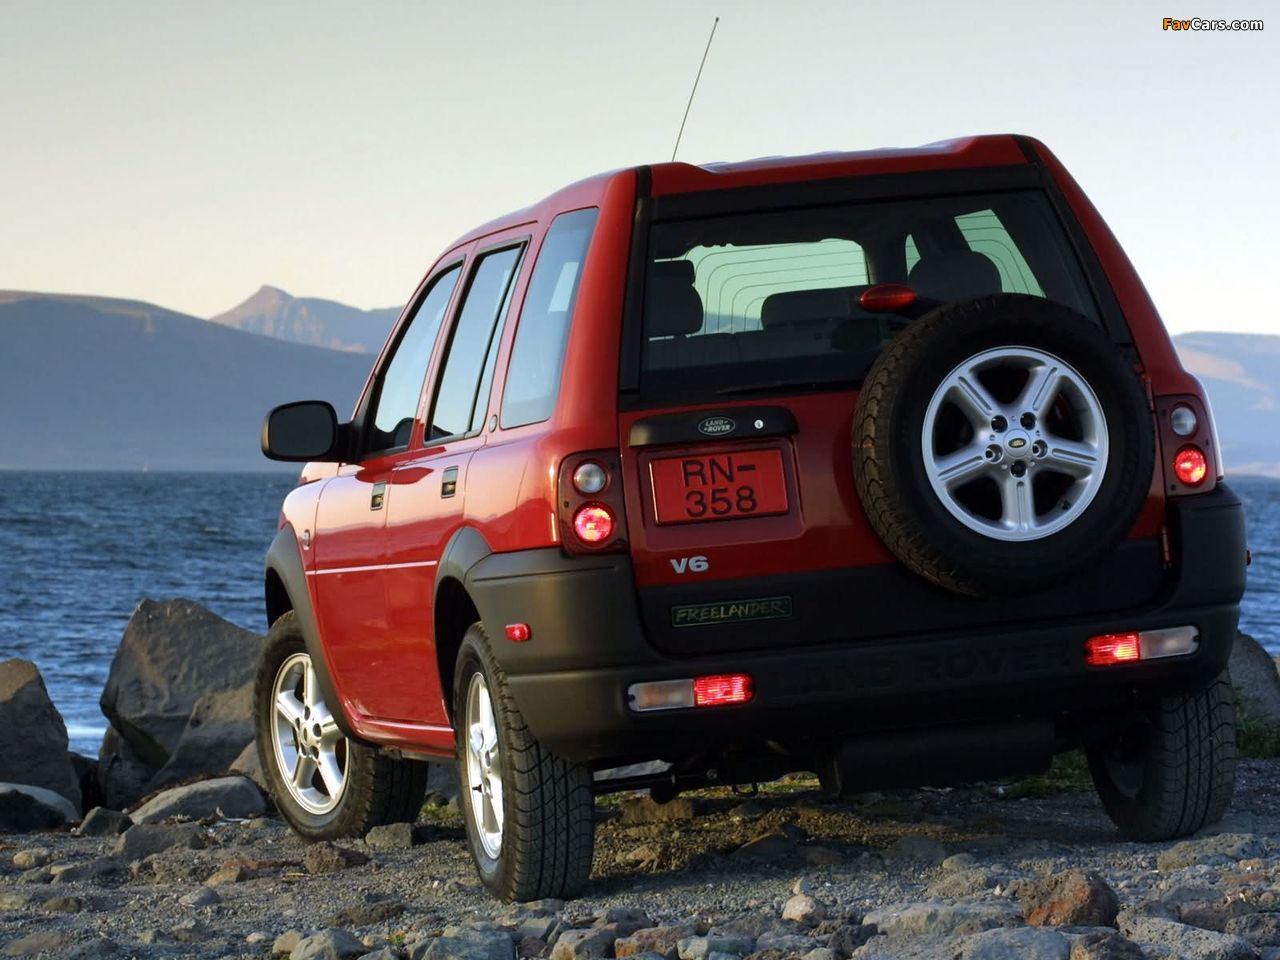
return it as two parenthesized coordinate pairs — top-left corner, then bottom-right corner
(98, 599), (263, 798)
(0, 659), (80, 808)
(1230, 633), (1280, 724)
(151, 686), (257, 788)
(97, 725), (158, 811)
(129, 776), (266, 823)
(1021, 870), (1119, 927)
(1118, 912), (1256, 959)
(0, 783), (79, 832)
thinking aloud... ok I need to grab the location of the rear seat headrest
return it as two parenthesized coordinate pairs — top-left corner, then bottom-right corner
(645, 260), (703, 337)
(760, 287), (854, 329)
(908, 251), (1002, 302)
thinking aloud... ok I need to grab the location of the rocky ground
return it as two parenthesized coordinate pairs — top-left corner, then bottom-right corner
(5, 759), (1280, 960)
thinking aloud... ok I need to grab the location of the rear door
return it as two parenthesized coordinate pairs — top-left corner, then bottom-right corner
(381, 237), (527, 725)
(619, 182), (1162, 654)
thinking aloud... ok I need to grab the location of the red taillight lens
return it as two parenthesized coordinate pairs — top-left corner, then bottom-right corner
(1085, 632), (1142, 666)
(572, 505), (614, 544)
(1173, 446), (1208, 486)
(693, 673), (753, 707)
(859, 283), (917, 313)
(504, 623), (531, 642)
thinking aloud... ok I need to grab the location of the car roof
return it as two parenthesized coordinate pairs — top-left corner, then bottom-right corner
(447, 134), (1032, 249)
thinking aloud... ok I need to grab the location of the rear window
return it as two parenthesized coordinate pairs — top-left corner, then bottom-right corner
(640, 190), (1096, 400)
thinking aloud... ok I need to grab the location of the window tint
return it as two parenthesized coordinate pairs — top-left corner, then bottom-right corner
(640, 190), (1097, 402)
(428, 246), (522, 441)
(501, 208), (598, 428)
(367, 264), (461, 454)
(955, 209), (1045, 296)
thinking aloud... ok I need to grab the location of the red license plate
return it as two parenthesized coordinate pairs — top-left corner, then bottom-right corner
(650, 449), (789, 525)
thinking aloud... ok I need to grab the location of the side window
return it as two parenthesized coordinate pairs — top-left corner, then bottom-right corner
(955, 210), (1045, 296)
(428, 245), (523, 441)
(367, 264), (461, 455)
(500, 208), (598, 428)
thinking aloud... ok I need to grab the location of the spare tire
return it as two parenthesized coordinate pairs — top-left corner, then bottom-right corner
(853, 294), (1154, 598)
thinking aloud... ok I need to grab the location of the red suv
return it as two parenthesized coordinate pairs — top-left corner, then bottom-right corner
(256, 135), (1247, 902)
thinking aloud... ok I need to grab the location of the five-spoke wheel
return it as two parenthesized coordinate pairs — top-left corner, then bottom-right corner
(270, 652), (348, 815)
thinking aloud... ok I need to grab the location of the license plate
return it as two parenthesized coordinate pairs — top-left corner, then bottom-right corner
(650, 449), (788, 525)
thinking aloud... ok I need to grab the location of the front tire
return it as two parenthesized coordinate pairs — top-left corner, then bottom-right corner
(1087, 674), (1236, 841)
(254, 611), (427, 839)
(454, 624), (594, 901)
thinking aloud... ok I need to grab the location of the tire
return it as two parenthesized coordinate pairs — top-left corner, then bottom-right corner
(1087, 674), (1237, 841)
(853, 294), (1154, 597)
(254, 611), (427, 839)
(454, 623), (594, 901)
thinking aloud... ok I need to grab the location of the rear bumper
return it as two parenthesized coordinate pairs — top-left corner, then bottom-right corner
(467, 485), (1247, 762)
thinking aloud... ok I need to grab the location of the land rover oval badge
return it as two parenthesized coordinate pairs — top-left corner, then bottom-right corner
(697, 416), (735, 436)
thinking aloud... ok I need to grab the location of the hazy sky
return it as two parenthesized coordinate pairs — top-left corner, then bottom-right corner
(2, 0), (1277, 335)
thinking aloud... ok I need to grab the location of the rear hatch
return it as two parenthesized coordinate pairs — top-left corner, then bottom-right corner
(617, 172), (1166, 655)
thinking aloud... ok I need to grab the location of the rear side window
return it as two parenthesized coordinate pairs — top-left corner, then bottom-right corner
(640, 190), (1096, 401)
(501, 208), (598, 428)
(428, 245), (522, 441)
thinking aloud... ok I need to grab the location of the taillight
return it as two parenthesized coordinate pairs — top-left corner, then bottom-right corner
(1173, 446), (1208, 486)
(558, 450), (627, 554)
(627, 673), (755, 711)
(1085, 626), (1198, 667)
(1155, 393), (1219, 494)
(693, 674), (754, 707)
(573, 504), (614, 543)
(1085, 632), (1141, 666)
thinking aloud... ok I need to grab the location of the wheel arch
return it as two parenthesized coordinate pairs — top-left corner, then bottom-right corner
(434, 526), (493, 724)
(264, 523), (359, 740)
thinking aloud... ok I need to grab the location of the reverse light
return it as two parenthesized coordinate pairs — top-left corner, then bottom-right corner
(572, 504), (614, 544)
(859, 283), (918, 314)
(572, 461), (608, 495)
(1085, 626), (1199, 667)
(627, 673), (755, 712)
(693, 674), (754, 707)
(1170, 405), (1198, 437)
(1173, 446), (1209, 486)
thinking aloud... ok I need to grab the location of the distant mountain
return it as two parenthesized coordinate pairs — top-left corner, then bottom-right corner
(210, 286), (400, 354)
(1174, 332), (1280, 478)
(0, 291), (371, 471)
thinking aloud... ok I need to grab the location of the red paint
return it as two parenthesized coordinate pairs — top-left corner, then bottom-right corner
(275, 135), (1216, 754)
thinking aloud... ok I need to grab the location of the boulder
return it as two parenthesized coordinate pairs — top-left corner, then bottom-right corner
(0, 659), (80, 808)
(229, 740), (267, 790)
(97, 725), (158, 811)
(77, 807), (132, 837)
(0, 783), (79, 831)
(151, 685), (256, 789)
(99, 599), (262, 769)
(1021, 870), (1119, 927)
(1230, 633), (1280, 724)
(129, 775), (266, 823)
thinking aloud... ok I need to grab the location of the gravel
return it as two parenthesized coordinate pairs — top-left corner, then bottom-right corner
(3, 759), (1280, 959)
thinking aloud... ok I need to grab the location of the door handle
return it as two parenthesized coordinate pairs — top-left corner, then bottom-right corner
(370, 481), (387, 511)
(441, 467), (458, 499)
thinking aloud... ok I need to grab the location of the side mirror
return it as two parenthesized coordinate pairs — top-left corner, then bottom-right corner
(261, 401), (342, 462)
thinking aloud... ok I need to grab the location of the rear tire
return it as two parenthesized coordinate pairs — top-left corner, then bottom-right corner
(1087, 674), (1236, 841)
(454, 623), (595, 901)
(255, 611), (427, 839)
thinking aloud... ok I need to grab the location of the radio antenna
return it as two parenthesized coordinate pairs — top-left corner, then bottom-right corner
(671, 16), (719, 162)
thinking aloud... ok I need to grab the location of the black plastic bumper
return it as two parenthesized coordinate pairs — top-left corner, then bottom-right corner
(467, 484), (1247, 762)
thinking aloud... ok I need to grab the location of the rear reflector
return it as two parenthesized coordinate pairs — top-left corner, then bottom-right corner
(628, 673), (755, 712)
(1085, 626), (1199, 667)
(693, 674), (754, 707)
(504, 623), (531, 642)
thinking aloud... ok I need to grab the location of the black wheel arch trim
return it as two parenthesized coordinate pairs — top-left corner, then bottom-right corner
(264, 523), (360, 741)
